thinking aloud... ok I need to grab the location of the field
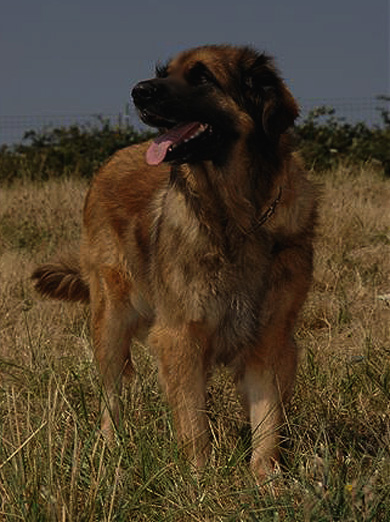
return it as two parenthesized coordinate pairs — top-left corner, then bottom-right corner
(0, 163), (389, 520)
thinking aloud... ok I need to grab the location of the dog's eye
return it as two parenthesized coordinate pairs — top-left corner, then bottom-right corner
(155, 63), (169, 78)
(187, 62), (217, 87)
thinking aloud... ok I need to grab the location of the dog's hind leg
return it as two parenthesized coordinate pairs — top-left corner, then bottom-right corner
(149, 323), (210, 468)
(89, 266), (137, 437)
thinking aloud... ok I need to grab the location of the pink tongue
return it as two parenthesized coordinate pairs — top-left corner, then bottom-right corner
(146, 122), (202, 166)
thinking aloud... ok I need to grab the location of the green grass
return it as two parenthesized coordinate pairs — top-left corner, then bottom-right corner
(0, 164), (389, 520)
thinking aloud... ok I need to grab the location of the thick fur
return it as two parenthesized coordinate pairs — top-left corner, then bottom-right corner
(32, 45), (317, 479)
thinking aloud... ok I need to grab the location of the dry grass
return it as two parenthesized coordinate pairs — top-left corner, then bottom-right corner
(0, 165), (389, 520)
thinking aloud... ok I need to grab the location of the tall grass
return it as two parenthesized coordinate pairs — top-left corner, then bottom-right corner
(0, 164), (389, 520)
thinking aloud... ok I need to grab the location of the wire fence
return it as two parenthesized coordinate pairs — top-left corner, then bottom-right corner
(0, 110), (140, 146)
(299, 97), (389, 125)
(0, 97), (388, 146)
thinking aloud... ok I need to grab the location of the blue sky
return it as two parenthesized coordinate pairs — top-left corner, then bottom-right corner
(0, 0), (389, 118)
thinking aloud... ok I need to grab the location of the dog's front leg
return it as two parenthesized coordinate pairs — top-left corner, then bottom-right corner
(239, 335), (297, 481)
(149, 323), (210, 468)
(240, 361), (282, 480)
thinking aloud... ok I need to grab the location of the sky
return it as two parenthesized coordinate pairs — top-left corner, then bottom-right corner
(0, 0), (389, 123)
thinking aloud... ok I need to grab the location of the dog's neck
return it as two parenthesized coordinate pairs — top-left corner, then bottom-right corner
(170, 152), (285, 241)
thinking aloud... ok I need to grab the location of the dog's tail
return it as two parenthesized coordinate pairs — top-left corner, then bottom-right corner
(32, 258), (90, 303)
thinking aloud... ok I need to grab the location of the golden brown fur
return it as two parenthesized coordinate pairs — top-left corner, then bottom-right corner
(32, 45), (317, 480)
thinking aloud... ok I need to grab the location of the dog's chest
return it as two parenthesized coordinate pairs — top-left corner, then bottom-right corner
(150, 194), (269, 334)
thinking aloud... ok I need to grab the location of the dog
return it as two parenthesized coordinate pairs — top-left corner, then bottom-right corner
(32, 44), (317, 480)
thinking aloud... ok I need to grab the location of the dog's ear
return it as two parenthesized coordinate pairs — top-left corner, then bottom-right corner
(244, 54), (299, 137)
(261, 83), (299, 137)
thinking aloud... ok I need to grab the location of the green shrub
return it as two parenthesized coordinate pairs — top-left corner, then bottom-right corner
(295, 98), (390, 174)
(0, 118), (154, 182)
(1, 101), (389, 183)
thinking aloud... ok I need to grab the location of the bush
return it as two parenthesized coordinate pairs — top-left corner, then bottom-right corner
(0, 118), (154, 182)
(295, 98), (390, 174)
(1, 101), (389, 182)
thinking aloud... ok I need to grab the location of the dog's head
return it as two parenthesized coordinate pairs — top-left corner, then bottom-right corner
(131, 45), (299, 166)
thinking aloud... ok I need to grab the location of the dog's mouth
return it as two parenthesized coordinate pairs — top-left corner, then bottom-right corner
(136, 105), (217, 165)
(145, 120), (211, 166)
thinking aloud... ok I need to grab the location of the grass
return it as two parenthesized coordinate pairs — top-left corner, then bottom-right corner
(0, 164), (389, 520)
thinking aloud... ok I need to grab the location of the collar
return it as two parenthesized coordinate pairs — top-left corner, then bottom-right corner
(248, 186), (282, 234)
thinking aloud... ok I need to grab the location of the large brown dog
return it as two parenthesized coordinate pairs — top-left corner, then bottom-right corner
(33, 45), (316, 479)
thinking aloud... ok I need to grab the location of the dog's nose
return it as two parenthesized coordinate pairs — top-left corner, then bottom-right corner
(131, 81), (163, 106)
